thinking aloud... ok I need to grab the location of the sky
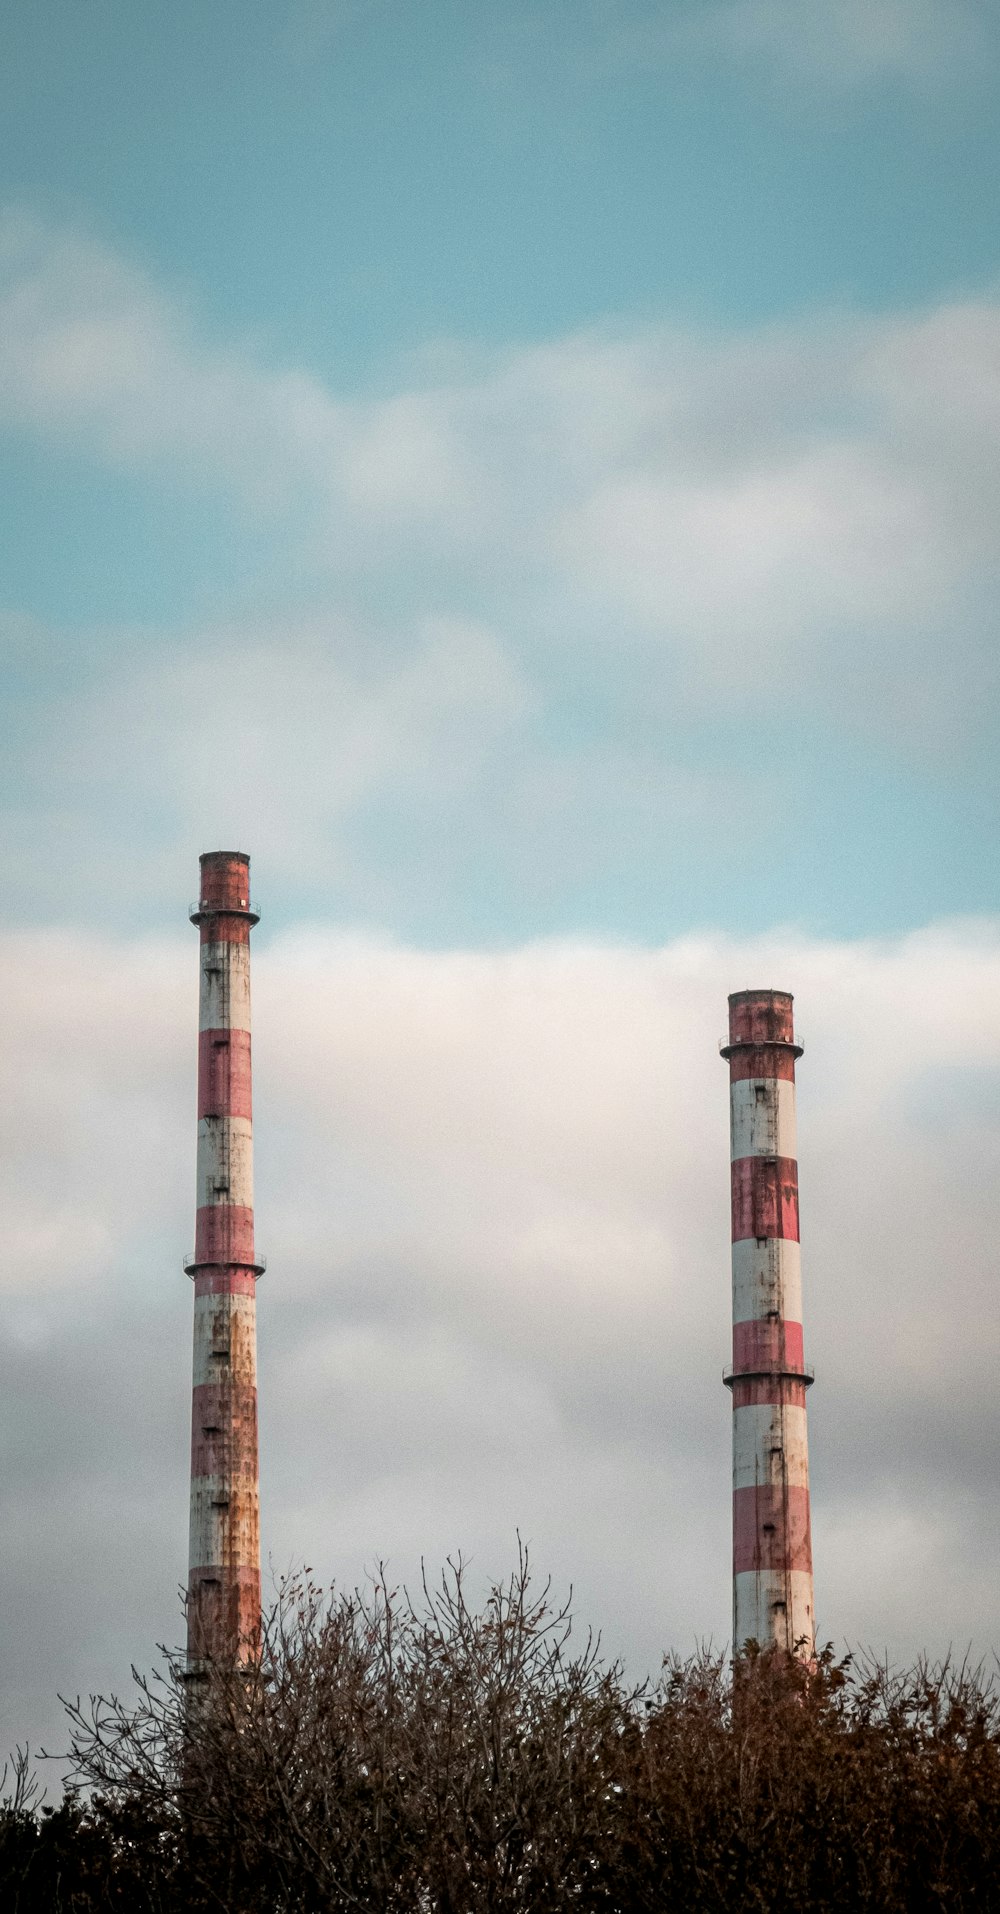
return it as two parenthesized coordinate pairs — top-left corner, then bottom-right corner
(1, 0), (999, 1774)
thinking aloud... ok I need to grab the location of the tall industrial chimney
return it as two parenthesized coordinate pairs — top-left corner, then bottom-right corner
(721, 990), (815, 1657)
(185, 852), (263, 1668)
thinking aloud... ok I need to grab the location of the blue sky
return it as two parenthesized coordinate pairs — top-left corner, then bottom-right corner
(2, 0), (1000, 1773)
(4, 1), (998, 356)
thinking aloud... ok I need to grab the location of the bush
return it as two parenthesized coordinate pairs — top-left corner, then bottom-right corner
(4, 1554), (1000, 1910)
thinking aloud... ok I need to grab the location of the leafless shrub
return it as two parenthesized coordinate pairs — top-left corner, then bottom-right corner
(2, 1746), (40, 1819)
(4, 1558), (998, 1910)
(618, 1642), (1000, 1910)
(64, 1546), (630, 1912)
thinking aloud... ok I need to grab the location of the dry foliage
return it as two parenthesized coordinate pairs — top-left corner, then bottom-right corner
(3, 1552), (1000, 1910)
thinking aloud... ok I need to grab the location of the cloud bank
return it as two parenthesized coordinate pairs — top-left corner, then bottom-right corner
(3, 214), (999, 695)
(1, 209), (998, 936)
(2, 917), (997, 1768)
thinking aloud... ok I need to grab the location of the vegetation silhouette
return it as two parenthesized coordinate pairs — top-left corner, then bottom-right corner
(4, 1550), (1000, 1910)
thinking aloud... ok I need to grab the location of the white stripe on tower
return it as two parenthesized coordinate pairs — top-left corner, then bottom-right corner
(185, 851), (263, 1669)
(721, 989), (815, 1658)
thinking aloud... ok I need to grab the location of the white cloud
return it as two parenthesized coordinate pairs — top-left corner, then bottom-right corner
(669, 0), (991, 88)
(2, 209), (999, 934)
(560, 441), (956, 647)
(6, 210), (1000, 762)
(0, 210), (343, 510)
(1, 918), (998, 1765)
(0, 612), (532, 918)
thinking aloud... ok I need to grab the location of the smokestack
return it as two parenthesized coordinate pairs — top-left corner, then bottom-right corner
(185, 852), (263, 1668)
(721, 990), (815, 1658)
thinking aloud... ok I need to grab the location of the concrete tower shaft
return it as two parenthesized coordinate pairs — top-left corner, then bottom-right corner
(185, 852), (262, 1667)
(721, 989), (815, 1658)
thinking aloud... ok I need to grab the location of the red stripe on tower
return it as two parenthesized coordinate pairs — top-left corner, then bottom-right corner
(184, 852), (263, 1670)
(721, 989), (815, 1658)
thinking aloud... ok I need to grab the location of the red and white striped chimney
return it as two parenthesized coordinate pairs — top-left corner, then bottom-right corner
(185, 852), (263, 1668)
(721, 989), (815, 1658)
